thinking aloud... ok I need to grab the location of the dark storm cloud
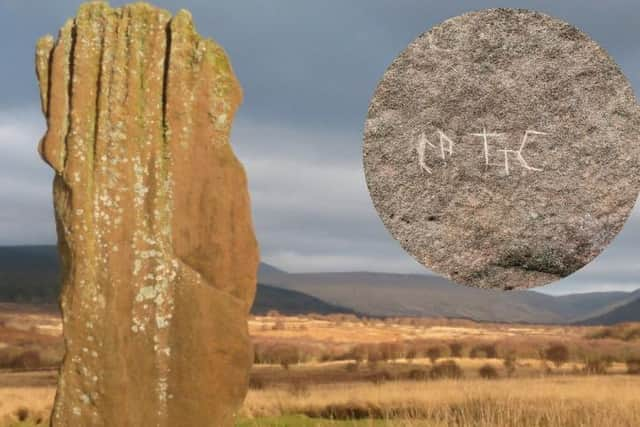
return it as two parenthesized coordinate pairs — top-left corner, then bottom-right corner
(4, 1), (640, 131)
(0, 1), (638, 292)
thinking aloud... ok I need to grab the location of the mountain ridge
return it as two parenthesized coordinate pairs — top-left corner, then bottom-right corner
(1, 245), (638, 324)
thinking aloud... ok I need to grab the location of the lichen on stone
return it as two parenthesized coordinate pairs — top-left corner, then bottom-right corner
(37, 2), (257, 426)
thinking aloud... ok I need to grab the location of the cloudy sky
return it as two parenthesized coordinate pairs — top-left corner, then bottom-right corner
(0, 0), (638, 295)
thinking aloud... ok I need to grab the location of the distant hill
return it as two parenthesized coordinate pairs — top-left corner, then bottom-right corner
(578, 291), (640, 325)
(0, 245), (355, 315)
(252, 283), (356, 316)
(0, 245), (61, 303)
(259, 268), (639, 324)
(1, 245), (638, 324)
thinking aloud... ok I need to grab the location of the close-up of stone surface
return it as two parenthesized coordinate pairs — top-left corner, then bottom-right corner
(363, 9), (640, 290)
(36, 2), (258, 426)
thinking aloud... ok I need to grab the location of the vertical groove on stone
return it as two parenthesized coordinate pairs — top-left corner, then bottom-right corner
(35, 36), (54, 116)
(36, 2), (258, 426)
(39, 20), (74, 172)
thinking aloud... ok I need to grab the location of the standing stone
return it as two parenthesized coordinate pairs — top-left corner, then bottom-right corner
(363, 9), (640, 290)
(36, 2), (258, 426)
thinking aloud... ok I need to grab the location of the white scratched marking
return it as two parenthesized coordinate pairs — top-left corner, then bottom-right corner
(470, 127), (502, 166)
(417, 132), (434, 174)
(497, 149), (515, 175)
(417, 130), (455, 173)
(516, 130), (546, 172)
(438, 130), (454, 160)
(417, 128), (547, 176)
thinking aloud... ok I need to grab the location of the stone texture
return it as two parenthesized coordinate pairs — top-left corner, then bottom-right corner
(36, 2), (258, 425)
(363, 9), (640, 290)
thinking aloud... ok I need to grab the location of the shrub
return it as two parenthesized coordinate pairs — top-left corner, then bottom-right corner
(349, 344), (367, 363)
(478, 364), (499, 379)
(545, 343), (570, 368)
(430, 360), (463, 380)
(449, 342), (463, 358)
(369, 370), (393, 384)
(272, 320), (286, 331)
(583, 357), (611, 375)
(503, 352), (517, 377)
(470, 343), (497, 359)
(586, 324), (640, 342)
(626, 358), (640, 375)
(15, 408), (29, 422)
(345, 362), (359, 373)
(367, 345), (384, 364)
(379, 342), (403, 361)
(10, 350), (41, 370)
(248, 376), (265, 390)
(625, 327), (640, 341)
(407, 368), (429, 381)
(287, 379), (310, 397)
(405, 347), (417, 361)
(426, 347), (441, 364)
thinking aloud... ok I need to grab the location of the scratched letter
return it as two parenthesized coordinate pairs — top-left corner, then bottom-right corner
(416, 132), (435, 174)
(470, 127), (502, 166)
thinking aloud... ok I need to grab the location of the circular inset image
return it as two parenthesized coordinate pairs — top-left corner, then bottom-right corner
(363, 8), (640, 290)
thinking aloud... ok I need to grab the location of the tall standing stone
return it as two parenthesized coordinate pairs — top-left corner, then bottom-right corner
(36, 2), (258, 426)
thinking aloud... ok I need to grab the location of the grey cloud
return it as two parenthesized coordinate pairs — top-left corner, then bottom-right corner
(3, 1), (639, 128)
(0, 109), (54, 244)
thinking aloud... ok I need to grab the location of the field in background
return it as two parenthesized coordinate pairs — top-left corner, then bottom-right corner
(2, 306), (640, 426)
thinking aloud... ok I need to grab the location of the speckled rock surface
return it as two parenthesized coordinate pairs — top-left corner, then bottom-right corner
(36, 2), (258, 425)
(363, 9), (640, 290)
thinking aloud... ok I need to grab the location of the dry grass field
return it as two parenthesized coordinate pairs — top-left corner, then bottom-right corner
(1, 306), (640, 426)
(242, 376), (640, 427)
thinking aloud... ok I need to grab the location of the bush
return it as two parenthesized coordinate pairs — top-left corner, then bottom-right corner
(587, 324), (640, 342)
(626, 358), (640, 375)
(478, 364), (499, 379)
(272, 320), (286, 331)
(379, 342), (404, 361)
(367, 345), (384, 364)
(287, 379), (310, 397)
(248, 376), (265, 390)
(344, 362), (359, 373)
(11, 350), (41, 370)
(430, 360), (463, 380)
(449, 342), (464, 358)
(470, 343), (497, 359)
(349, 344), (367, 363)
(407, 368), (429, 381)
(253, 342), (309, 367)
(369, 370), (393, 384)
(15, 408), (29, 422)
(426, 347), (442, 364)
(405, 347), (417, 361)
(503, 352), (517, 377)
(583, 357), (611, 375)
(545, 343), (569, 368)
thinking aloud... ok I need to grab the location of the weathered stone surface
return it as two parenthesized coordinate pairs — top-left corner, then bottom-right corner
(364, 9), (640, 290)
(36, 2), (258, 425)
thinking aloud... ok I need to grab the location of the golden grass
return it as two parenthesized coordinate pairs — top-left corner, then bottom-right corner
(241, 376), (640, 427)
(4, 376), (640, 426)
(248, 316), (584, 344)
(2, 364), (640, 426)
(0, 387), (54, 425)
(2, 308), (640, 426)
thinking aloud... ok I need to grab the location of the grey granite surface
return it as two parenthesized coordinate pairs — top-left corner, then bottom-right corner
(363, 8), (640, 290)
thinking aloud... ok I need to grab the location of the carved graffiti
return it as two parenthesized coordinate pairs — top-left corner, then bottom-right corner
(416, 128), (547, 175)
